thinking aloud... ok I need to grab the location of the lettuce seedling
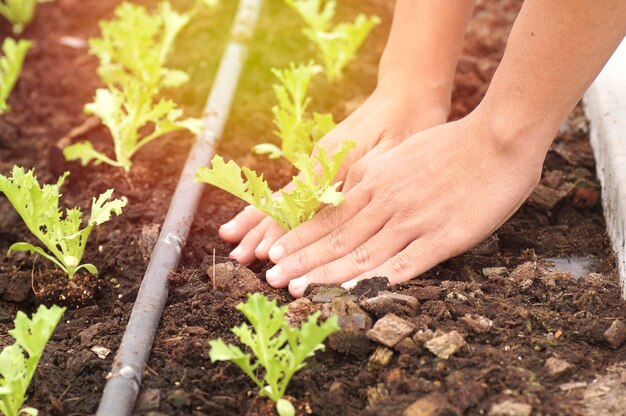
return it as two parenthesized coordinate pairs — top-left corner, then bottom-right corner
(0, 38), (32, 114)
(284, 0), (336, 32)
(63, 77), (202, 171)
(196, 140), (355, 230)
(209, 293), (339, 416)
(0, 0), (50, 34)
(0, 166), (126, 279)
(304, 14), (380, 80)
(89, 1), (192, 89)
(0, 304), (65, 416)
(253, 62), (336, 163)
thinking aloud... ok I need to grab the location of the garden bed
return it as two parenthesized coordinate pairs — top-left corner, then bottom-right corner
(1, 0), (625, 415)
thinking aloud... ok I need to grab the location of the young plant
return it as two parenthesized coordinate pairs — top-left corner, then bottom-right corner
(284, 0), (335, 32)
(304, 14), (381, 80)
(89, 1), (192, 89)
(0, 0), (50, 34)
(0, 166), (126, 278)
(252, 62), (336, 162)
(0, 38), (32, 114)
(209, 293), (339, 416)
(0, 304), (65, 416)
(63, 76), (202, 172)
(197, 139), (354, 230)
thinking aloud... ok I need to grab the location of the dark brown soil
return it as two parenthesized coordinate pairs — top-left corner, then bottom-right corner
(0, 0), (624, 415)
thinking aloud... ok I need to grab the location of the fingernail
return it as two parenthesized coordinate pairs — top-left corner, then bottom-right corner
(221, 221), (235, 231)
(229, 245), (242, 259)
(341, 280), (357, 290)
(289, 276), (308, 293)
(268, 244), (285, 262)
(256, 239), (268, 254)
(265, 265), (282, 284)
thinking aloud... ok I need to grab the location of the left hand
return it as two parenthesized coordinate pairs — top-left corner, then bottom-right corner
(264, 114), (547, 297)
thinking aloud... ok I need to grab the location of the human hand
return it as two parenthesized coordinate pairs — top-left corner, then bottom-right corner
(220, 88), (449, 265)
(264, 113), (550, 297)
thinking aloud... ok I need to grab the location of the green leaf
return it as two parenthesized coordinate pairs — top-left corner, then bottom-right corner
(0, 167), (124, 278)
(0, 38), (32, 113)
(284, 0), (335, 32)
(89, 1), (192, 89)
(0, 305), (65, 416)
(251, 143), (284, 159)
(304, 14), (381, 80)
(207, 294), (339, 405)
(0, 0), (43, 34)
(65, 77), (198, 171)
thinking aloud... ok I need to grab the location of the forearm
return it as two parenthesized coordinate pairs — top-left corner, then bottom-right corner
(476, 0), (626, 162)
(377, 0), (476, 112)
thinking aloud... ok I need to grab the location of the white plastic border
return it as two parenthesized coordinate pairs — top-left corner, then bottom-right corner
(583, 38), (626, 298)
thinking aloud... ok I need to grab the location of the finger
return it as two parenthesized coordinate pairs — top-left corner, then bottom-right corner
(266, 203), (388, 288)
(287, 223), (416, 297)
(267, 184), (371, 263)
(229, 216), (272, 265)
(219, 205), (266, 243)
(254, 221), (287, 260)
(342, 237), (443, 290)
(342, 141), (395, 192)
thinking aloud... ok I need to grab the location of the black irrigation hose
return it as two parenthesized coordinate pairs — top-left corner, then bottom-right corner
(96, 1), (263, 414)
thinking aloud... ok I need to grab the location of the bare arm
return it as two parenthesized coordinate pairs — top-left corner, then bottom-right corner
(265, 0), (626, 297)
(225, 0), (476, 265)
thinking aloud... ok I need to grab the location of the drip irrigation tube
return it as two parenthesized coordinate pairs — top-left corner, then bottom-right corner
(96, 1), (263, 414)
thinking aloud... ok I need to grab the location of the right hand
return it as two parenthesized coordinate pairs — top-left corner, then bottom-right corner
(220, 87), (450, 265)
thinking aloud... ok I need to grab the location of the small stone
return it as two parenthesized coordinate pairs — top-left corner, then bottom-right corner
(285, 298), (319, 327)
(167, 389), (191, 409)
(488, 400), (531, 416)
(327, 298), (372, 356)
(137, 389), (161, 411)
(394, 338), (418, 355)
(509, 262), (540, 289)
(558, 381), (587, 391)
(90, 346), (111, 359)
(412, 286), (443, 301)
(424, 331), (466, 359)
(528, 183), (568, 210)
(413, 329), (435, 345)
(482, 267), (508, 277)
(366, 314), (415, 348)
(368, 346), (394, 371)
(360, 291), (419, 317)
(367, 383), (389, 406)
(544, 357), (572, 377)
(79, 322), (107, 345)
(311, 286), (349, 303)
(139, 223), (160, 261)
(210, 262), (264, 298)
(603, 319), (626, 349)
(460, 314), (493, 334)
(402, 393), (454, 416)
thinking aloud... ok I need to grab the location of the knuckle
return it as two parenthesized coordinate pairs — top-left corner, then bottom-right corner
(316, 206), (341, 230)
(351, 244), (372, 269)
(289, 250), (309, 276)
(388, 253), (409, 275)
(374, 187), (398, 206)
(327, 228), (348, 252)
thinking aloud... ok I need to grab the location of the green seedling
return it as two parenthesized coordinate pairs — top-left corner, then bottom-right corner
(0, 166), (126, 278)
(253, 62), (336, 163)
(63, 76), (201, 172)
(89, 1), (192, 89)
(0, 38), (32, 114)
(304, 14), (381, 80)
(0, 0), (50, 34)
(0, 305), (65, 416)
(284, 0), (335, 32)
(209, 293), (339, 416)
(196, 139), (354, 230)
